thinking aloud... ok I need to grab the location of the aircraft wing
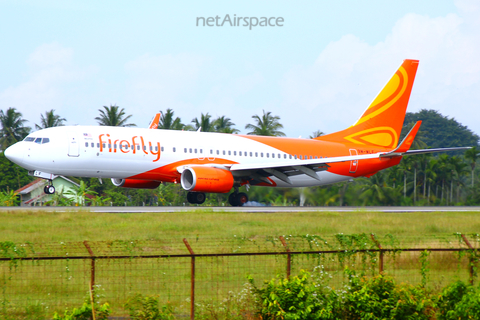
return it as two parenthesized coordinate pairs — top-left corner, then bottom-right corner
(228, 153), (383, 185)
(148, 113), (161, 129)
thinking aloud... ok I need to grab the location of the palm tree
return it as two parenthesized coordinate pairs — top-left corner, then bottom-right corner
(309, 130), (324, 139)
(245, 110), (285, 136)
(192, 113), (214, 132)
(465, 147), (479, 188)
(95, 105), (136, 127)
(35, 109), (66, 130)
(158, 109), (185, 130)
(214, 116), (239, 133)
(0, 107), (31, 149)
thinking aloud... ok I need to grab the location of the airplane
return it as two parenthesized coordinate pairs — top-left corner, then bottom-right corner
(4, 59), (470, 206)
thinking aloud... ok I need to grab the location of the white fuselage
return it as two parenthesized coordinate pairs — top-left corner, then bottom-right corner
(6, 126), (351, 188)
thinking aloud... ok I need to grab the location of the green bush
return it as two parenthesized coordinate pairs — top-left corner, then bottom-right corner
(125, 294), (175, 320)
(52, 301), (109, 320)
(250, 271), (435, 320)
(343, 272), (434, 320)
(437, 280), (480, 320)
(249, 270), (341, 320)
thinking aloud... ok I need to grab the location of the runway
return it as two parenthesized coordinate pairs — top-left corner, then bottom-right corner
(2, 206), (480, 213)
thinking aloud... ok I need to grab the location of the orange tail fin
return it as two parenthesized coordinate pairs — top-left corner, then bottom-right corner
(317, 59), (419, 149)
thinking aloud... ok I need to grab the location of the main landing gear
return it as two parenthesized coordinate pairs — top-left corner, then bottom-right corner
(43, 181), (55, 195)
(187, 192), (206, 205)
(228, 191), (248, 207)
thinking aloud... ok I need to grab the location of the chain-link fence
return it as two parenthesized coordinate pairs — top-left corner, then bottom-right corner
(1, 233), (479, 318)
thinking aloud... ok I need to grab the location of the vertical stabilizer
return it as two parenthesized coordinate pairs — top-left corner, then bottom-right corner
(317, 59), (419, 149)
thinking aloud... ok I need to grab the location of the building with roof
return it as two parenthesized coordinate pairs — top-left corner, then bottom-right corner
(15, 176), (79, 206)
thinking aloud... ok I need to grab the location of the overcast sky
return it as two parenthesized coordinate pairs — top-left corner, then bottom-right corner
(1, 0), (479, 138)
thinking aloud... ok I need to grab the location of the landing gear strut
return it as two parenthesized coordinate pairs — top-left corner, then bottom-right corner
(43, 181), (55, 195)
(187, 192), (206, 205)
(228, 190), (248, 207)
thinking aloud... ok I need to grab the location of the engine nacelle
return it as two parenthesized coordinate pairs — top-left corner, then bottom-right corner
(180, 167), (234, 193)
(111, 178), (161, 189)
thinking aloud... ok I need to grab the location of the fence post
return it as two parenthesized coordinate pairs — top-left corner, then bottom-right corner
(370, 234), (384, 274)
(183, 238), (195, 320)
(461, 234), (475, 285)
(83, 241), (95, 299)
(279, 236), (291, 279)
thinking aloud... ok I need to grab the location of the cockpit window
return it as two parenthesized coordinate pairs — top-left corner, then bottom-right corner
(24, 137), (50, 144)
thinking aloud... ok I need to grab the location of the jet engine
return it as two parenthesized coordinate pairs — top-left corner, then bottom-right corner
(111, 178), (161, 189)
(180, 166), (234, 193)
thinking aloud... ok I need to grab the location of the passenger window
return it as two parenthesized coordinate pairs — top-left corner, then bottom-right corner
(284, 154), (287, 159)
(114, 144), (117, 149)
(194, 149), (197, 153)
(103, 143), (106, 148)
(239, 151), (242, 156)
(217, 150), (219, 155)
(295, 155), (297, 159)
(261, 153), (263, 157)
(299, 155), (302, 160)
(200, 149), (202, 153)
(210, 149), (213, 154)
(223, 150), (226, 155)
(250, 152), (253, 157)
(228, 151), (231, 155)
(279, 154), (281, 158)
(184, 148), (187, 153)
(234, 151), (237, 156)
(255, 152), (258, 157)
(267, 153), (269, 158)
(137, 145), (140, 150)
(315, 156), (318, 159)
(173, 147), (176, 152)
(272, 154), (274, 158)
(85, 142), (88, 147)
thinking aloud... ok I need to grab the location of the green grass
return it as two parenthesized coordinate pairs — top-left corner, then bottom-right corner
(1, 209), (480, 243)
(1, 209), (479, 317)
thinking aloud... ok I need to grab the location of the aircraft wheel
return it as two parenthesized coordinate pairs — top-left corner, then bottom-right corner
(187, 192), (206, 204)
(187, 192), (196, 204)
(44, 185), (49, 194)
(228, 193), (238, 206)
(194, 192), (206, 205)
(48, 186), (56, 194)
(236, 192), (248, 206)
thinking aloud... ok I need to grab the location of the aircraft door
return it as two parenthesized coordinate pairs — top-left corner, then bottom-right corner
(68, 133), (80, 157)
(349, 149), (358, 173)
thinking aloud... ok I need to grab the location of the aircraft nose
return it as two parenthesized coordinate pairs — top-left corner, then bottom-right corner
(4, 143), (24, 165)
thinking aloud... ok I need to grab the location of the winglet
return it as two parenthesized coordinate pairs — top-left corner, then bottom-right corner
(380, 121), (421, 157)
(148, 113), (161, 129)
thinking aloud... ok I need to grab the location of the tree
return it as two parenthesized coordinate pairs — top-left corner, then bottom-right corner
(192, 113), (214, 132)
(0, 152), (32, 192)
(0, 107), (31, 149)
(35, 109), (66, 130)
(95, 105), (136, 127)
(245, 110), (285, 136)
(214, 116), (239, 133)
(309, 130), (324, 139)
(464, 147), (479, 187)
(64, 181), (97, 206)
(158, 109), (185, 130)
(403, 109), (479, 149)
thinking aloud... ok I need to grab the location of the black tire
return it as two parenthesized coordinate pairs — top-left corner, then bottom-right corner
(228, 193), (238, 206)
(236, 192), (248, 206)
(195, 192), (206, 205)
(48, 186), (55, 194)
(44, 185), (49, 194)
(187, 192), (196, 204)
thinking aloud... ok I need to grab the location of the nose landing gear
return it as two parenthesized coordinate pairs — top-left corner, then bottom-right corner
(187, 192), (206, 205)
(228, 191), (248, 207)
(43, 182), (55, 195)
